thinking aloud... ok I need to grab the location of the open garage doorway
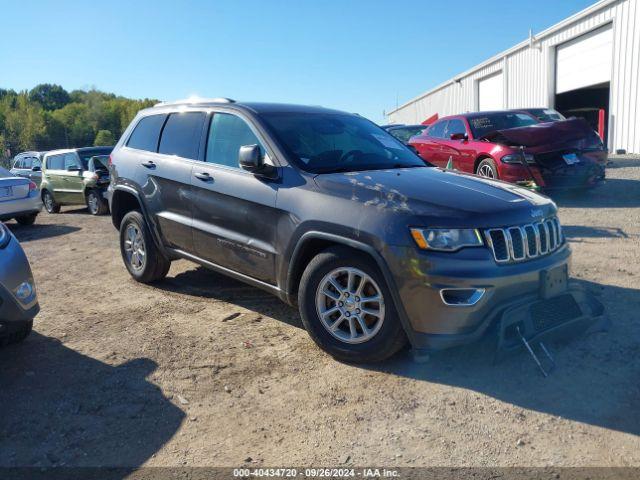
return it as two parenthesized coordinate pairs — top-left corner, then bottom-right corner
(555, 82), (610, 144)
(554, 24), (613, 145)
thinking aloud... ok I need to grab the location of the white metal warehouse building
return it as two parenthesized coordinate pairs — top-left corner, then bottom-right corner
(387, 0), (640, 154)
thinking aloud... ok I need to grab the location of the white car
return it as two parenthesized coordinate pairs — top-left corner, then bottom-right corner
(0, 166), (42, 225)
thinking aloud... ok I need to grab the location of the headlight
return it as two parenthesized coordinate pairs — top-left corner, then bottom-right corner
(501, 153), (535, 164)
(0, 223), (10, 249)
(410, 228), (483, 251)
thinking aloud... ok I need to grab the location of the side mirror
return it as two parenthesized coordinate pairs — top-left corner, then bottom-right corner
(66, 165), (82, 172)
(450, 132), (468, 141)
(238, 145), (276, 177)
(31, 166), (41, 172)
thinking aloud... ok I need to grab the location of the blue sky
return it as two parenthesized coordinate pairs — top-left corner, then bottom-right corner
(1, 0), (595, 123)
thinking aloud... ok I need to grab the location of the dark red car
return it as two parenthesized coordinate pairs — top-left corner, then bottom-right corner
(409, 111), (607, 190)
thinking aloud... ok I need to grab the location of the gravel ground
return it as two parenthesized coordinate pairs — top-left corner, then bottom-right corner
(0, 156), (638, 469)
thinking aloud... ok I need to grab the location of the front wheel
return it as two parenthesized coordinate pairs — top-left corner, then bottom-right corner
(86, 190), (108, 215)
(476, 158), (499, 179)
(15, 214), (37, 226)
(119, 210), (171, 283)
(298, 246), (407, 363)
(0, 320), (33, 347)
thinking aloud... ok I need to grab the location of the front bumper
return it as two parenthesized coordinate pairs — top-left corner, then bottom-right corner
(0, 193), (42, 221)
(383, 243), (601, 351)
(499, 152), (607, 190)
(0, 235), (39, 323)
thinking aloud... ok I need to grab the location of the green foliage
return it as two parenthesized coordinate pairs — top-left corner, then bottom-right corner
(94, 129), (116, 146)
(0, 84), (157, 162)
(28, 84), (70, 111)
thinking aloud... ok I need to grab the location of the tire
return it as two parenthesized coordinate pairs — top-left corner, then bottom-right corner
(15, 213), (37, 226)
(298, 246), (407, 363)
(476, 158), (499, 179)
(42, 190), (61, 214)
(86, 189), (108, 215)
(119, 210), (171, 283)
(0, 320), (33, 347)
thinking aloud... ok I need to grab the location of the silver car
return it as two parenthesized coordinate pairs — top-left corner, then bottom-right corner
(0, 222), (38, 346)
(9, 151), (44, 186)
(0, 166), (42, 225)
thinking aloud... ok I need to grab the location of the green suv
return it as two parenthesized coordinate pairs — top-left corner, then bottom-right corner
(41, 147), (113, 215)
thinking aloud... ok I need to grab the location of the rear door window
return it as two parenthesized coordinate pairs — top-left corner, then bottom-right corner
(63, 153), (81, 170)
(13, 158), (24, 169)
(427, 121), (447, 138)
(444, 119), (467, 138)
(127, 114), (168, 152)
(47, 155), (65, 170)
(158, 112), (206, 160)
(205, 113), (263, 169)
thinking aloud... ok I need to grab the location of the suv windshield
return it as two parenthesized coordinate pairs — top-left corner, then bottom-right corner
(468, 113), (538, 139)
(261, 112), (426, 173)
(78, 148), (113, 169)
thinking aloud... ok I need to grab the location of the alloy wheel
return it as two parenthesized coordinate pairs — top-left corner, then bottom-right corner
(123, 224), (146, 271)
(44, 192), (54, 212)
(478, 164), (495, 178)
(88, 193), (99, 214)
(315, 267), (385, 344)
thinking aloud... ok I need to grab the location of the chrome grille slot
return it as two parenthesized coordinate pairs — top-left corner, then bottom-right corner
(524, 225), (537, 257)
(508, 227), (525, 260)
(484, 216), (563, 264)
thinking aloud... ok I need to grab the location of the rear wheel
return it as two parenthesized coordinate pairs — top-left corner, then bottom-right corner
(119, 210), (171, 283)
(86, 190), (108, 215)
(15, 214), (37, 226)
(0, 321), (33, 347)
(42, 190), (60, 214)
(298, 246), (407, 363)
(476, 158), (499, 179)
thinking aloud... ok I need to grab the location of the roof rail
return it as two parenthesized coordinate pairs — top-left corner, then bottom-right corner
(154, 97), (236, 107)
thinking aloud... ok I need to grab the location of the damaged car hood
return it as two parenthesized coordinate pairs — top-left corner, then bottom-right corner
(480, 118), (596, 148)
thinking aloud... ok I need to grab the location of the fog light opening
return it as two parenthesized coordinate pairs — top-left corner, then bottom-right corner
(15, 281), (34, 302)
(440, 288), (485, 306)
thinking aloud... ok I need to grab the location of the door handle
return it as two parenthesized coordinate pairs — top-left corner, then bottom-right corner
(194, 172), (213, 182)
(141, 161), (156, 169)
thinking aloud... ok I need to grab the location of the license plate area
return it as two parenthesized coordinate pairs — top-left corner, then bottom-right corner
(0, 186), (12, 198)
(540, 264), (568, 299)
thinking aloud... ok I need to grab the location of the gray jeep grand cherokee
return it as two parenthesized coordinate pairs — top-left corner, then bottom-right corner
(108, 98), (602, 363)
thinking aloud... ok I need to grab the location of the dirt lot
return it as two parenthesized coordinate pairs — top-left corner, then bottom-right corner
(1, 157), (639, 469)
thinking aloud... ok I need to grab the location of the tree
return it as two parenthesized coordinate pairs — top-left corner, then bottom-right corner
(94, 129), (115, 146)
(28, 84), (71, 111)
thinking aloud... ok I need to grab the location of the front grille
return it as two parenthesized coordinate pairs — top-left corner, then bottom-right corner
(485, 217), (563, 264)
(530, 294), (582, 331)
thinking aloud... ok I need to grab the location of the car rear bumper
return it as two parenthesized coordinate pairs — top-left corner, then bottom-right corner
(382, 243), (602, 351)
(0, 194), (42, 220)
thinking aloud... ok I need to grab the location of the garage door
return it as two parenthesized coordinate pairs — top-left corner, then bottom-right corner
(478, 72), (504, 111)
(556, 24), (613, 94)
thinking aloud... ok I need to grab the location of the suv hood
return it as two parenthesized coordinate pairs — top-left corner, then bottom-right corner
(314, 167), (556, 228)
(480, 118), (596, 149)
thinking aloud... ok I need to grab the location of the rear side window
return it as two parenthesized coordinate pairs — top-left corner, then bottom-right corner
(205, 113), (262, 168)
(444, 119), (467, 137)
(427, 121), (447, 138)
(158, 112), (206, 160)
(127, 114), (167, 152)
(47, 155), (65, 170)
(13, 157), (23, 168)
(63, 153), (81, 170)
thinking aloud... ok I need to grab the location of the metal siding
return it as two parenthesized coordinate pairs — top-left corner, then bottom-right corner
(388, 0), (639, 153)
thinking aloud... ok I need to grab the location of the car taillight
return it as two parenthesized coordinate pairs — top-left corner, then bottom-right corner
(28, 181), (37, 191)
(108, 155), (113, 167)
